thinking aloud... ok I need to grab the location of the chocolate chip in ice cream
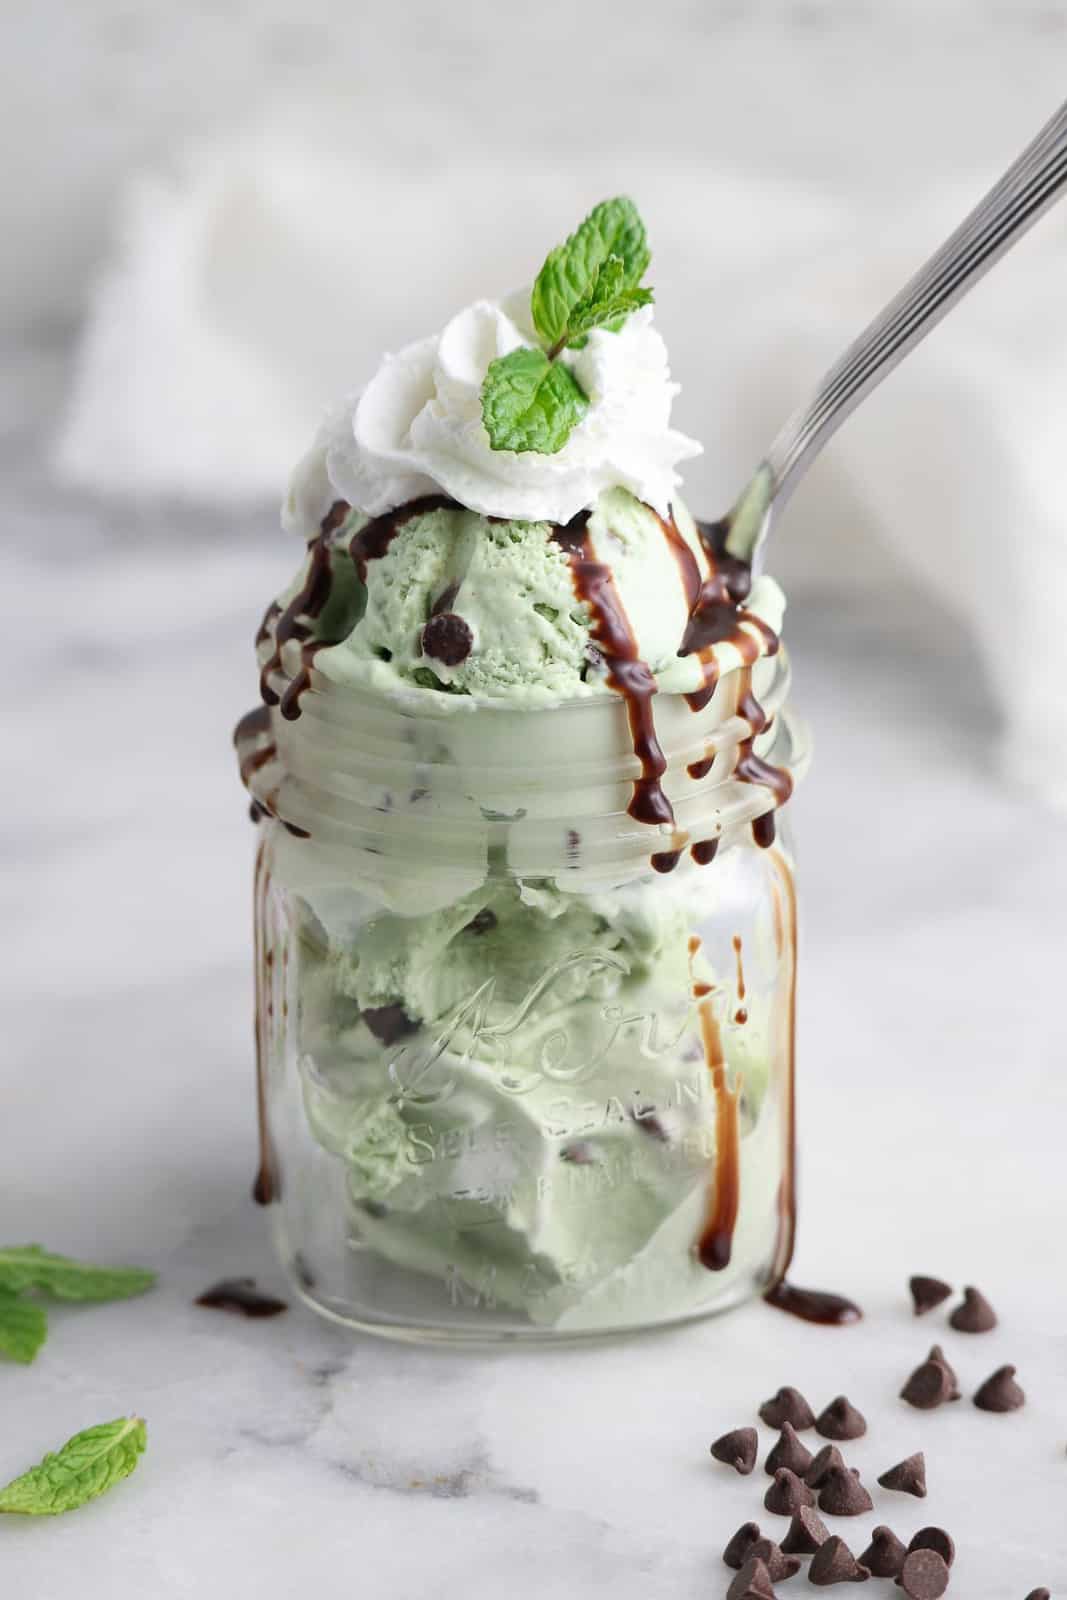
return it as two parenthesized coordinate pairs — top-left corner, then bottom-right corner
(805, 1444), (846, 1489)
(808, 1535), (870, 1586)
(973, 1364), (1025, 1412)
(764, 1467), (816, 1516)
(463, 908), (498, 935)
(759, 1387), (816, 1431)
(900, 1358), (954, 1411)
(727, 1556), (777, 1600)
(909, 1275), (953, 1316)
(362, 1003), (420, 1045)
(815, 1396), (867, 1441)
(907, 1528), (955, 1569)
(859, 1528), (908, 1580)
(899, 1550), (950, 1600)
(765, 1422), (814, 1478)
(723, 1522), (762, 1570)
(949, 1285), (997, 1332)
(877, 1453), (927, 1498)
(818, 1465), (873, 1517)
(711, 1427), (759, 1475)
(780, 1505), (831, 1556)
(421, 611), (473, 666)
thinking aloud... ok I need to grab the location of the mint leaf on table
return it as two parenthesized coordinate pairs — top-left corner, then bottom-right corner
(0, 1417), (147, 1516)
(483, 196), (654, 453)
(0, 1292), (48, 1366)
(481, 347), (589, 454)
(0, 1246), (156, 1302)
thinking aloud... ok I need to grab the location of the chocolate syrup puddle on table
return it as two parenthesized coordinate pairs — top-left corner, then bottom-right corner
(761, 851), (862, 1325)
(195, 1278), (288, 1318)
(554, 512), (674, 827)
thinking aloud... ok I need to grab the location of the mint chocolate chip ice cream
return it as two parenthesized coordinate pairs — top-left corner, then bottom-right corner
(236, 198), (805, 1336)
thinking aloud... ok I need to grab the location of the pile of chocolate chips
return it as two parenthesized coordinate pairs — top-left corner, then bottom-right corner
(708, 1277), (1043, 1596)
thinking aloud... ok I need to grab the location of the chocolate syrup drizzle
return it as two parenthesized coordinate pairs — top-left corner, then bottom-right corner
(553, 512), (674, 827)
(696, 990), (741, 1271)
(761, 851), (862, 1325)
(257, 494), (457, 722)
(251, 838), (276, 1205)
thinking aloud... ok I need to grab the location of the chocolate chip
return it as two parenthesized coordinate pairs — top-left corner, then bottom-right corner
(463, 908), (497, 935)
(723, 1521), (761, 1570)
(749, 1538), (802, 1583)
(907, 1529), (955, 1569)
(765, 1421), (814, 1479)
(759, 1386), (816, 1431)
(560, 1141), (597, 1165)
(949, 1284), (997, 1332)
(877, 1452), (926, 1498)
(926, 1344), (961, 1400)
(859, 1527), (908, 1580)
(727, 1556), (777, 1600)
(362, 1003), (419, 1044)
(899, 1550), (950, 1600)
(808, 1535), (870, 1586)
(815, 1396), (867, 1441)
(805, 1444), (846, 1489)
(909, 1276), (953, 1315)
(711, 1427), (759, 1475)
(900, 1358), (954, 1411)
(780, 1505), (831, 1556)
(764, 1467), (816, 1517)
(421, 611), (473, 666)
(818, 1465), (873, 1517)
(973, 1363), (1025, 1412)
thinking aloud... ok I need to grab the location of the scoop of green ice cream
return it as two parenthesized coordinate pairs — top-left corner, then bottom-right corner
(354, 501), (592, 698)
(260, 488), (762, 707)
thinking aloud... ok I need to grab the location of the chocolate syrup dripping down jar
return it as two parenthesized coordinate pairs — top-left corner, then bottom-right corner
(236, 519), (810, 1342)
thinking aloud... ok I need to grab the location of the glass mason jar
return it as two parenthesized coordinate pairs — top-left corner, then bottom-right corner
(236, 636), (808, 1342)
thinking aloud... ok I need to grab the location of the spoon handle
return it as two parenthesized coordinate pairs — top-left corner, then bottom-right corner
(740, 98), (1067, 552)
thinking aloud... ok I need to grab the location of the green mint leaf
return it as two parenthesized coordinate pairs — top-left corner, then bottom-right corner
(0, 1246), (156, 1303)
(0, 1417), (147, 1516)
(481, 347), (588, 454)
(530, 197), (650, 347)
(581, 196), (651, 290)
(0, 1292), (48, 1365)
(568, 255), (654, 341)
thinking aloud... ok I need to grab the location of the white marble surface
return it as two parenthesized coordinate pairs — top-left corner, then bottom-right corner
(4, 337), (1067, 1596)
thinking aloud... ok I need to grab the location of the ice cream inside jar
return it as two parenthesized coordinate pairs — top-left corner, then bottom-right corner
(236, 198), (809, 1339)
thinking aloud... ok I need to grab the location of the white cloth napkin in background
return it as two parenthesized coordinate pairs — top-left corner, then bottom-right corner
(54, 134), (1067, 804)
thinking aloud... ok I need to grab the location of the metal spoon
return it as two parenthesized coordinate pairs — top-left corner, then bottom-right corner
(724, 98), (1067, 570)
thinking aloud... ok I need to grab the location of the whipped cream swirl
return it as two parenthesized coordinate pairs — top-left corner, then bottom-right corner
(284, 290), (701, 534)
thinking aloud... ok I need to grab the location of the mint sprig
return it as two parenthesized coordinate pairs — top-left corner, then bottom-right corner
(0, 1291), (48, 1366)
(0, 1417), (147, 1516)
(0, 1247), (157, 1365)
(0, 1246), (156, 1303)
(480, 347), (588, 455)
(482, 196), (654, 454)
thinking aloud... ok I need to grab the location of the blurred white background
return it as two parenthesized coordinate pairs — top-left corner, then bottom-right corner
(3, 7), (1066, 1596)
